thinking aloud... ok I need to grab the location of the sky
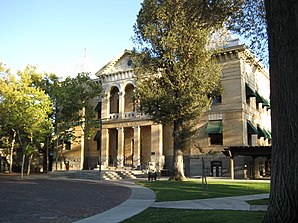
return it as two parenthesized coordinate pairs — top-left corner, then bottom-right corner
(0, 0), (143, 78)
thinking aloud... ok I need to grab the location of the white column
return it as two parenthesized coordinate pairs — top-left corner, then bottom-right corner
(80, 107), (85, 170)
(101, 128), (109, 167)
(117, 127), (124, 167)
(119, 91), (125, 118)
(251, 134), (258, 146)
(133, 126), (141, 167)
(230, 156), (234, 180)
(151, 124), (164, 172)
(101, 91), (110, 120)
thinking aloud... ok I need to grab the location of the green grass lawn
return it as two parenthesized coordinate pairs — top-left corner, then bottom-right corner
(247, 198), (269, 205)
(122, 179), (269, 223)
(122, 208), (266, 223)
(137, 179), (270, 202)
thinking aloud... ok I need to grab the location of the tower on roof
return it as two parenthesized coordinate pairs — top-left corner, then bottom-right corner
(71, 48), (95, 77)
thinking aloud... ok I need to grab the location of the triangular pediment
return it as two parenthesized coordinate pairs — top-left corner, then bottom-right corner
(95, 49), (133, 76)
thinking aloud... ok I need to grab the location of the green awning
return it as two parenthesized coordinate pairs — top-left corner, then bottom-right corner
(255, 92), (270, 108)
(264, 129), (272, 139)
(247, 121), (258, 134)
(206, 120), (222, 134)
(257, 125), (267, 138)
(245, 83), (256, 97)
(261, 97), (270, 108)
(256, 92), (265, 103)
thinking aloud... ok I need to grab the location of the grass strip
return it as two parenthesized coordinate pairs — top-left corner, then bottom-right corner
(247, 198), (269, 205)
(137, 179), (270, 202)
(122, 208), (266, 223)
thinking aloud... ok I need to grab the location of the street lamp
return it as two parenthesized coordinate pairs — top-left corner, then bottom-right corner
(98, 118), (102, 180)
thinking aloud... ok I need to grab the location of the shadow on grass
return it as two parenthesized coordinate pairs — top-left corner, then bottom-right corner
(137, 179), (270, 202)
(122, 208), (266, 223)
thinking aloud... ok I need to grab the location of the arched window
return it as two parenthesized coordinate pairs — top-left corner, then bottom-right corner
(124, 84), (135, 112)
(110, 87), (119, 113)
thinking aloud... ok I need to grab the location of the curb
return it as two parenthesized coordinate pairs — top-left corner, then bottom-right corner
(74, 180), (156, 223)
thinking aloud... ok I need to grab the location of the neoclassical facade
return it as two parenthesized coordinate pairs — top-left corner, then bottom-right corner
(95, 50), (167, 172)
(58, 39), (271, 179)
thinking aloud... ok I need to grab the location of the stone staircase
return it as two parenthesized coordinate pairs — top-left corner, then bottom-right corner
(48, 169), (146, 181)
(49, 170), (100, 180)
(101, 170), (140, 180)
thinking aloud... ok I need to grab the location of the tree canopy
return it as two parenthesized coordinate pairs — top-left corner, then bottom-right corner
(133, 0), (241, 180)
(0, 65), (53, 174)
(227, 0), (268, 64)
(33, 72), (102, 170)
(0, 62), (102, 173)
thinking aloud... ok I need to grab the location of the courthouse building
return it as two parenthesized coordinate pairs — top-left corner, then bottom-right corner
(58, 38), (271, 179)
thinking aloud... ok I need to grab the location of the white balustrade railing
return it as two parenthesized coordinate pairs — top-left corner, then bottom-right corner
(109, 112), (148, 120)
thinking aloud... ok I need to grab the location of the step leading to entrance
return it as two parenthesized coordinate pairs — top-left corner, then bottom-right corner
(48, 170), (146, 181)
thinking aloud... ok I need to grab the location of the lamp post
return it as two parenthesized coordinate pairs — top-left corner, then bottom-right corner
(55, 125), (59, 171)
(96, 100), (103, 180)
(98, 118), (102, 180)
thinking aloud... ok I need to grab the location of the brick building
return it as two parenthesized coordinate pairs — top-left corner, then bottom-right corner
(57, 38), (271, 179)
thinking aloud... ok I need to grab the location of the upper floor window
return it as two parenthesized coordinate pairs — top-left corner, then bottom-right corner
(110, 87), (119, 113)
(95, 101), (102, 119)
(124, 84), (135, 112)
(64, 141), (71, 150)
(247, 121), (258, 145)
(212, 95), (222, 105)
(209, 133), (223, 145)
(206, 120), (223, 145)
(245, 83), (256, 104)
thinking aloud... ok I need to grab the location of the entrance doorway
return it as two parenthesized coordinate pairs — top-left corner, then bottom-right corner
(211, 161), (222, 177)
(124, 127), (134, 166)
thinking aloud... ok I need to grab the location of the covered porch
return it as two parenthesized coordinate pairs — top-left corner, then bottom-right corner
(223, 146), (271, 179)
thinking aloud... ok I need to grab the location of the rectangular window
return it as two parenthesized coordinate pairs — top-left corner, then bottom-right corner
(95, 101), (102, 119)
(247, 134), (252, 145)
(212, 95), (222, 105)
(246, 97), (251, 105)
(209, 133), (223, 145)
(64, 141), (71, 150)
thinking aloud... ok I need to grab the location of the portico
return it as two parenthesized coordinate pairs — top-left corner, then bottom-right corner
(96, 50), (165, 172)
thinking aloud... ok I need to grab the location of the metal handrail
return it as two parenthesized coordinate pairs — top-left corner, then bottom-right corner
(99, 158), (108, 166)
(132, 158), (141, 169)
(113, 158), (124, 167)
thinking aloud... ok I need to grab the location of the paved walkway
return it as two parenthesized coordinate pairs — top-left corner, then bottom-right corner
(75, 179), (268, 222)
(74, 180), (156, 223)
(151, 194), (269, 211)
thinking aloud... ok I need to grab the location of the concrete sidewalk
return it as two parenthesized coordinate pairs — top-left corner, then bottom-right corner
(74, 180), (156, 223)
(151, 193), (269, 211)
(75, 178), (268, 223)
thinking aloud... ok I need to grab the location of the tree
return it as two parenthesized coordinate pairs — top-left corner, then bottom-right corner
(227, 0), (268, 64)
(225, 0), (297, 221)
(262, 0), (298, 222)
(0, 65), (53, 176)
(34, 72), (102, 170)
(133, 0), (235, 180)
(58, 73), (102, 170)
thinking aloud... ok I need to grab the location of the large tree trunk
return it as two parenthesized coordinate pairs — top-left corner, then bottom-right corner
(263, 1), (298, 222)
(169, 121), (187, 181)
(9, 129), (16, 173)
